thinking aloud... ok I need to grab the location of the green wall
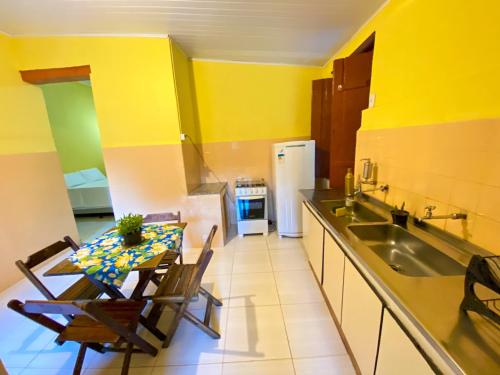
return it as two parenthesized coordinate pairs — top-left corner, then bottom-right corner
(41, 82), (105, 174)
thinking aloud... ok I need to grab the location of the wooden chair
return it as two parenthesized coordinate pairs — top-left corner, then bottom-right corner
(144, 211), (185, 287)
(148, 225), (222, 348)
(144, 211), (183, 263)
(15, 236), (103, 321)
(8, 299), (157, 375)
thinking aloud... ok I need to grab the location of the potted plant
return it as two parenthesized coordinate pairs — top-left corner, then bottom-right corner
(117, 213), (144, 246)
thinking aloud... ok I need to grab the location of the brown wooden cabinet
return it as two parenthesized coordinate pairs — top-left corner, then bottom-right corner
(310, 78), (332, 180)
(310, 51), (373, 188)
(329, 51), (373, 187)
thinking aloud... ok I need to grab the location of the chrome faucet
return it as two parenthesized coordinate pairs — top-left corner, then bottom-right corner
(354, 158), (389, 197)
(354, 178), (389, 197)
(415, 205), (467, 223)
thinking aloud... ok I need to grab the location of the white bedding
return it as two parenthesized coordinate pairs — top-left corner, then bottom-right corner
(65, 169), (113, 214)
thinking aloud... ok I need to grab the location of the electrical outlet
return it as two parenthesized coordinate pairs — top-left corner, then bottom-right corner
(368, 93), (376, 108)
(180, 133), (186, 141)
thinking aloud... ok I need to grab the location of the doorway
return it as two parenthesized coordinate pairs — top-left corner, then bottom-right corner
(20, 66), (115, 242)
(41, 81), (115, 241)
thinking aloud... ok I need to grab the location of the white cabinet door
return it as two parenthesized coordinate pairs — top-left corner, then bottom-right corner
(376, 310), (433, 375)
(301, 203), (324, 283)
(323, 232), (345, 323)
(301, 202), (311, 255)
(342, 259), (382, 374)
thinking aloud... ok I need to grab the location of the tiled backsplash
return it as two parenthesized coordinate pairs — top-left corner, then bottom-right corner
(354, 119), (500, 255)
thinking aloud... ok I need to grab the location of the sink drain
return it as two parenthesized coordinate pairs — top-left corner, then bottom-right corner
(389, 264), (403, 273)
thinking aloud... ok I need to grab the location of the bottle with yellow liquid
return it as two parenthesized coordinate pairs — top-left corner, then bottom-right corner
(345, 168), (354, 213)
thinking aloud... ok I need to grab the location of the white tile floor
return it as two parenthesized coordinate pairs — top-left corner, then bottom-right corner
(0, 231), (355, 375)
(75, 215), (116, 242)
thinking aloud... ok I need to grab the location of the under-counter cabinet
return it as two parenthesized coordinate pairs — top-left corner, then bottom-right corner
(301, 203), (325, 283)
(322, 231), (345, 322)
(342, 258), (383, 374)
(376, 310), (434, 375)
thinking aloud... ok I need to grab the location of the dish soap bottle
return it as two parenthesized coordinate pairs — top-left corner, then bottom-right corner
(345, 168), (354, 208)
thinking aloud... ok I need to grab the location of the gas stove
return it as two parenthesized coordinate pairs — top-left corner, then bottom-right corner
(235, 179), (267, 196)
(234, 178), (268, 236)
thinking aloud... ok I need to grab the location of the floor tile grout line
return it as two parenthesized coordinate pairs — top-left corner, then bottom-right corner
(223, 300), (329, 310)
(221, 239), (236, 367)
(270, 260), (297, 375)
(292, 353), (353, 360)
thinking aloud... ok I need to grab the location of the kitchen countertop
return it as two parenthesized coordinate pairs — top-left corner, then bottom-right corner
(188, 182), (227, 196)
(301, 189), (499, 375)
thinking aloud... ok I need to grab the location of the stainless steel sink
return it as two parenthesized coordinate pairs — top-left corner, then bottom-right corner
(321, 199), (387, 224)
(348, 224), (466, 277)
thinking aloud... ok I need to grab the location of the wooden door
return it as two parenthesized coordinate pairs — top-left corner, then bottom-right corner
(329, 51), (373, 187)
(310, 78), (332, 179)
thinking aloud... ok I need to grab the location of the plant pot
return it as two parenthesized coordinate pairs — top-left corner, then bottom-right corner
(122, 228), (142, 246)
(391, 210), (409, 228)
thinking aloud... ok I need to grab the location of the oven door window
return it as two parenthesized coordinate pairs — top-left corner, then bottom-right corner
(237, 196), (266, 220)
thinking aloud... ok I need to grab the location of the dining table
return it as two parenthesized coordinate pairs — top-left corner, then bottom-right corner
(44, 222), (187, 301)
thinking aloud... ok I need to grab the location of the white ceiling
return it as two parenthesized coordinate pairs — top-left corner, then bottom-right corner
(0, 0), (386, 66)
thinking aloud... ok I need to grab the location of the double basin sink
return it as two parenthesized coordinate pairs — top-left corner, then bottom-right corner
(321, 199), (466, 277)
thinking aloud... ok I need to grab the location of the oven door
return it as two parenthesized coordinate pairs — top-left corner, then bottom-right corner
(236, 195), (266, 221)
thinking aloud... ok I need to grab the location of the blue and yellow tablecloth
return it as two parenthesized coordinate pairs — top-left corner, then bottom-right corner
(70, 223), (183, 287)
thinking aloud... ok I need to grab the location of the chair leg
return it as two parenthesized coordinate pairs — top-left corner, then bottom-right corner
(162, 304), (187, 348)
(73, 343), (87, 375)
(204, 299), (213, 326)
(139, 315), (166, 341)
(121, 343), (133, 375)
(183, 310), (221, 339)
(199, 286), (223, 306)
(179, 247), (184, 264)
(150, 274), (161, 287)
(147, 303), (165, 327)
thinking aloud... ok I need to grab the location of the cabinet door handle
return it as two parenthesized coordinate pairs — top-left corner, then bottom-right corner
(337, 84), (343, 91)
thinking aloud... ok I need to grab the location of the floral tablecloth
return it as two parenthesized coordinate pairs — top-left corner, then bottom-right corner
(70, 223), (183, 287)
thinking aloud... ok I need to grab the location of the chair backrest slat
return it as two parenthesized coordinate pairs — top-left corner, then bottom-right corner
(143, 211), (181, 224)
(16, 236), (80, 301)
(23, 300), (86, 316)
(24, 239), (74, 269)
(191, 250), (213, 295)
(196, 225), (217, 268)
(8, 299), (66, 335)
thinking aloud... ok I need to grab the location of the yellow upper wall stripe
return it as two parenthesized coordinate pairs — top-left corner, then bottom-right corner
(192, 60), (322, 143)
(0, 34), (56, 155)
(12, 36), (181, 148)
(320, 0), (500, 130)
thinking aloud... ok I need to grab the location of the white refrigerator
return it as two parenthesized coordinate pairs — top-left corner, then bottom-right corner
(273, 140), (315, 237)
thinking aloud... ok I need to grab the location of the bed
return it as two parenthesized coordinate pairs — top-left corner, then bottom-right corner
(64, 168), (113, 215)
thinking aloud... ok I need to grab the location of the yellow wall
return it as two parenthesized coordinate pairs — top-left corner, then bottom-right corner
(170, 41), (201, 143)
(0, 34), (55, 155)
(0, 34), (79, 291)
(320, 0), (500, 130)
(192, 60), (321, 143)
(170, 40), (203, 191)
(12, 36), (181, 147)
